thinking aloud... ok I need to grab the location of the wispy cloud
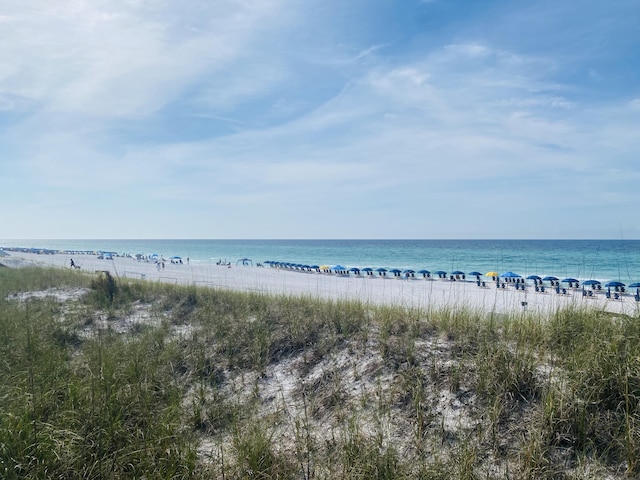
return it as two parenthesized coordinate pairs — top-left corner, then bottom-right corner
(1, 0), (639, 238)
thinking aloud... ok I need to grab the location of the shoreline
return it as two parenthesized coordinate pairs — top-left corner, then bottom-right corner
(3, 250), (640, 317)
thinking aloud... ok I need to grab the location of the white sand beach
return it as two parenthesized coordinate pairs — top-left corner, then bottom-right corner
(3, 251), (639, 317)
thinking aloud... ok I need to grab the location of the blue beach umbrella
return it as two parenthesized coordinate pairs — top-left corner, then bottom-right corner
(452, 270), (465, 275)
(605, 281), (625, 288)
(468, 271), (483, 277)
(526, 275), (542, 280)
(542, 276), (558, 282)
(582, 280), (601, 286)
(561, 278), (579, 284)
(500, 271), (521, 278)
(349, 267), (360, 273)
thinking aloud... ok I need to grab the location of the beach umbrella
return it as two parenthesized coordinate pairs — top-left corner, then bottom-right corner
(452, 270), (465, 275)
(582, 280), (601, 286)
(390, 268), (402, 276)
(417, 269), (430, 274)
(500, 272), (521, 278)
(485, 271), (499, 277)
(331, 265), (347, 272)
(468, 271), (483, 277)
(542, 276), (558, 281)
(361, 267), (373, 272)
(628, 282), (640, 288)
(526, 275), (542, 280)
(605, 281), (625, 288)
(403, 269), (415, 274)
(561, 278), (579, 283)
(348, 267), (360, 273)
(320, 265), (331, 271)
(376, 267), (388, 276)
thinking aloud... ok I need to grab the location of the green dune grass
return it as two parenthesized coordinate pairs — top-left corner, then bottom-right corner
(1, 266), (639, 479)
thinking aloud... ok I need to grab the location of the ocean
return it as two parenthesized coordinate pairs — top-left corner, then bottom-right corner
(2, 239), (639, 284)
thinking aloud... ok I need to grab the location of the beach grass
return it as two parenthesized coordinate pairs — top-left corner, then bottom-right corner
(1, 266), (639, 478)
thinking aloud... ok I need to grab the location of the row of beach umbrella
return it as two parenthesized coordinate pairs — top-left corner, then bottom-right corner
(262, 261), (639, 293)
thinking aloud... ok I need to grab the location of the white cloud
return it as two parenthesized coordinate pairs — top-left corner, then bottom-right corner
(0, 0), (293, 117)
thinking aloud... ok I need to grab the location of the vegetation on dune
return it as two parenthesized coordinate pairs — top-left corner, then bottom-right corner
(1, 266), (640, 478)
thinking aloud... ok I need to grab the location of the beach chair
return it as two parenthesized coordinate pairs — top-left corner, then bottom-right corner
(605, 291), (611, 299)
(614, 293), (620, 300)
(540, 286), (545, 293)
(562, 288), (567, 295)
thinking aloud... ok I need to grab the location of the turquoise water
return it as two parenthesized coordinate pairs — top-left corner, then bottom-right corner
(2, 239), (639, 284)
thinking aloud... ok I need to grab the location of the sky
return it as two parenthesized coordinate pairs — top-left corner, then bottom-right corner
(1, 0), (639, 240)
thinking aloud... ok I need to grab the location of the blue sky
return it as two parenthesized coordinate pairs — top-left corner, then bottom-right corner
(1, 0), (639, 239)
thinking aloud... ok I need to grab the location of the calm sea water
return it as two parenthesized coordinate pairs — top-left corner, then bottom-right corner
(2, 239), (639, 283)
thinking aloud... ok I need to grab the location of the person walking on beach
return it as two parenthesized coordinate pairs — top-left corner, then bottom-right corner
(70, 259), (75, 268)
